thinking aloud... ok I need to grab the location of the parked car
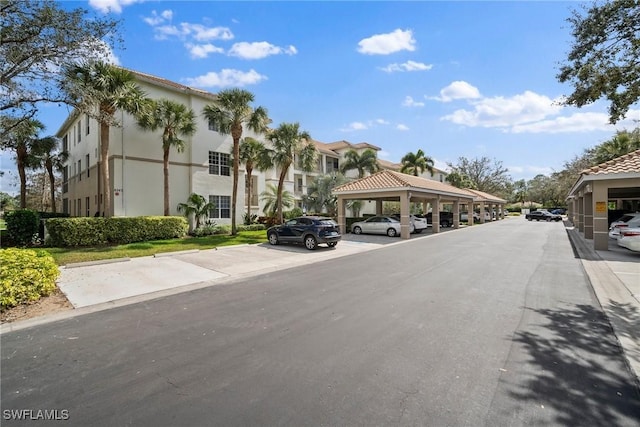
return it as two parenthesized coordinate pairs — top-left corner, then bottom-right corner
(617, 226), (640, 252)
(424, 211), (454, 227)
(351, 216), (414, 237)
(525, 210), (562, 222)
(267, 216), (341, 250)
(608, 213), (640, 239)
(390, 214), (428, 233)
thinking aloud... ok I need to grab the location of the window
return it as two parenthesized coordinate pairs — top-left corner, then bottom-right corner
(62, 135), (68, 153)
(86, 114), (90, 135)
(77, 198), (81, 217)
(62, 166), (68, 193)
(86, 154), (90, 178)
(85, 197), (90, 217)
(208, 119), (220, 132)
(209, 151), (230, 176)
(78, 159), (82, 181)
(209, 195), (231, 219)
(77, 122), (81, 142)
(62, 198), (69, 214)
(327, 157), (339, 173)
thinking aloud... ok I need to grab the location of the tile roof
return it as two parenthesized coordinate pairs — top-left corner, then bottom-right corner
(580, 149), (640, 176)
(323, 140), (381, 151)
(463, 188), (507, 203)
(333, 170), (474, 199)
(377, 158), (402, 171)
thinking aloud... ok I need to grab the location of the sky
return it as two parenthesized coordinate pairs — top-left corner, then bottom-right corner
(2, 0), (639, 195)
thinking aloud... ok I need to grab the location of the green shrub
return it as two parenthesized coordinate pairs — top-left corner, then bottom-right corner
(243, 212), (258, 225)
(45, 216), (188, 247)
(285, 208), (303, 219)
(5, 209), (40, 246)
(0, 248), (59, 309)
(237, 224), (266, 232)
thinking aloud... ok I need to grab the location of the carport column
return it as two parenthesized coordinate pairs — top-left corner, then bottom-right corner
(337, 195), (347, 236)
(453, 200), (460, 229)
(577, 193), (584, 233)
(400, 191), (411, 239)
(432, 197), (440, 233)
(479, 202), (486, 224)
(592, 182), (609, 251)
(584, 190), (594, 239)
(376, 200), (383, 215)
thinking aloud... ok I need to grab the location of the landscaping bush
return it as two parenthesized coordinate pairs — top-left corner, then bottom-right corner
(237, 224), (266, 232)
(257, 216), (279, 228)
(45, 216), (188, 247)
(5, 209), (40, 246)
(0, 248), (59, 309)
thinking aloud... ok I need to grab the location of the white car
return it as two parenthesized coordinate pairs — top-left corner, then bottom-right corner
(391, 214), (428, 233)
(351, 216), (414, 237)
(609, 213), (640, 239)
(617, 227), (640, 252)
(460, 212), (480, 222)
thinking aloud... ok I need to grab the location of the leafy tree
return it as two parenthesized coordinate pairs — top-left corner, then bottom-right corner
(558, 0), (640, 123)
(137, 99), (197, 216)
(238, 137), (271, 218)
(0, 117), (45, 208)
(260, 184), (293, 217)
(1, 0), (119, 137)
(400, 149), (434, 177)
(302, 173), (348, 216)
(30, 135), (68, 213)
(61, 61), (148, 217)
(347, 199), (363, 217)
(447, 156), (510, 195)
(339, 148), (380, 178)
(177, 193), (215, 230)
(265, 122), (316, 223)
(445, 170), (474, 189)
(0, 192), (18, 211)
(592, 128), (640, 164)
(202, 89), (270, 235)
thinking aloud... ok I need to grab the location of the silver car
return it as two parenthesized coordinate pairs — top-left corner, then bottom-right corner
(351, 216), (414, 237)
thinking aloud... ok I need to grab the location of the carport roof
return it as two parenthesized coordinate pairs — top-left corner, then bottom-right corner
(332, 170), (475, 199)
(463, 188), (507, 204)
(568, 149), (640, 197)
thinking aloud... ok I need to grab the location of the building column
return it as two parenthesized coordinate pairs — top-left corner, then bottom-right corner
(593, 181), (609, 251)
(453, 200), (460, 229)
(400, 191), (411, 239)
(337, 196), (347, 236)
(479, 202), (486, 224)
(584, 191), (594, 239)
(577, 194), (584, 232)
(376, 199), (383, 215)
(431, 196), (441, 233)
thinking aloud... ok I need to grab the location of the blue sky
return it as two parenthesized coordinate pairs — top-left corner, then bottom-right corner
(2, 0), (638, 195)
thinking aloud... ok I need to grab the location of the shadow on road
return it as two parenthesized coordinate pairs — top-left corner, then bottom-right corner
(510, 303), (640, 425)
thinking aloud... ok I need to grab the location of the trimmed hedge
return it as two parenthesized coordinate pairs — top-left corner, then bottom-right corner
(5, 209), (40, 246)
(45, 216), (188, 247)
(0, 248), (59, 309)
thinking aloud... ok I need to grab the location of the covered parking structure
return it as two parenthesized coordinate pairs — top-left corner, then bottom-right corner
(332, 170), (507, 239)
(567, 149), (640, 251)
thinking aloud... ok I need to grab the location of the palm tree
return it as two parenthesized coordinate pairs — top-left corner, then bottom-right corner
(31, 136), (68, 213)
(0, 116), (44, 208)
(238, 137), (271, 218)
(62, 61), (148, 217)
(260, 184), (293, 216)
(202, 88), (270, 235)
(265, 122), (317, 223)
(302, 172), (347, 216)
(593, 130), (640, 164)
(177, 193), (215, 230)
(400, 149), (434, 177)
(340, 148), (380, 178)
(137, 99), (197, 216)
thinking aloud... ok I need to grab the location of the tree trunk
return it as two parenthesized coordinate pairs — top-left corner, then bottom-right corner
(246, 166), (253, 219)
(46, 159), (56, 213)
(276, 166), (288, 224)
(100, 120), (111, 217)
(17, 146), (27, 208)
(163, 146), (170, 216)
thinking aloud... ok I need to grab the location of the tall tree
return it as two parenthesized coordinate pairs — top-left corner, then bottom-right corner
(61, 61), (148, 217)
(238, 137), (270, 218)
(265, 122), (316, 223)
(445, 171), (474, 189)
(1, 0), (119, 138)
(202, 89), (270, 235)
(557, 0), (640, 124)
(260, 184), (293, 217)
(0, 116), (44, 208)
(30, 135), (68, 213)
(302, 172), (348, 216)
(400, 149), (434, 177)
(177, 193), (215, 230)
(447, 156), (510, 194)
(339, 148), (379, 178)
(592, 129), (640, 164)
(137, 99), (197, 216)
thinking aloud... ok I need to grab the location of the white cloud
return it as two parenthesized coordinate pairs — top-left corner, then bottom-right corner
(143, 14), (234, 42)
(432, 81), (481, 102)
(357, 29), (416, 55)
(375, 118), (389, 125)
(402, 96), (424, 107)
(441, 90), (563, 129)
(181, 23), (234, 41)
(183, 69), (267, 88)
(228, 42), (297, 59)
(186, 43), (224, 59)
(507, 165), (553, 176)
(510, 111), (617, 134)
(89, 0), (142, 13)
(143, 10), (173, 26)
(340, 122), (368, 132)
(380, 60), (432, 73)
(397, 124), (409, 131)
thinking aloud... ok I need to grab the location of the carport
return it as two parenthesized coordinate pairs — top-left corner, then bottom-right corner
(567, 149), (640, 251)
(464, 189), (508, 221)
(333, 170), (476, 239)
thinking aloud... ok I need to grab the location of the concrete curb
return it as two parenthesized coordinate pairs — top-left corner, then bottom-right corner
(64, 257), (131, 269)
(153, 249), (200, 257)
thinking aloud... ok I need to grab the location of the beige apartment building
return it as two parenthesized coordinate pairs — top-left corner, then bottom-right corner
(57, 69), (447, 223)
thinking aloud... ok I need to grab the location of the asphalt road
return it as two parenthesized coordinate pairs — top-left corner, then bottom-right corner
(2, 219), (639, 426)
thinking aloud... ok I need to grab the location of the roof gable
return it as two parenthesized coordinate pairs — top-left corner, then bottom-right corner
(581, 149), (640, 176)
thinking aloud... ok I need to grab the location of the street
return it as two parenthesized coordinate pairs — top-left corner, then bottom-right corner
(2, 219), (639, 426)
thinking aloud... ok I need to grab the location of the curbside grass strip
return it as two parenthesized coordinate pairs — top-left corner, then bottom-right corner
(64, 257), (131, 269)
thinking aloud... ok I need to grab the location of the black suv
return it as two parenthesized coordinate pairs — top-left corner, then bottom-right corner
(267, 216), (341, 250)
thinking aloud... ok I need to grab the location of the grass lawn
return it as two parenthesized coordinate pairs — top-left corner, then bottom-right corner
(44, 230), (268, 266)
